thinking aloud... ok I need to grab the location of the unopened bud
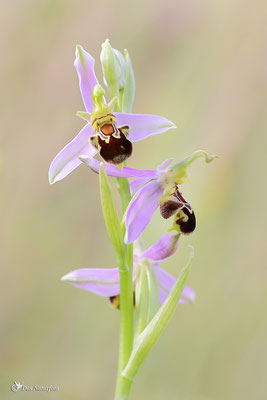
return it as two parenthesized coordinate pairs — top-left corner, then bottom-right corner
(121, 49), (135, 113)
(100, 39), (125, 99)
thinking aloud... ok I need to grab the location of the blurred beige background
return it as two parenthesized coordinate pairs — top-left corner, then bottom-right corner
(1, 0), (267, 399)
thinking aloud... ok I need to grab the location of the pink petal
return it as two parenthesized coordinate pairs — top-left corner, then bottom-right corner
(154, 266), (196, 304)
(125, 180), (163, 244)
(180, 286), (196, 303)
(130, 177), (151, 195)
(49, 124), (97, 184)
(141, 233), (179, 261)
(115, 113), (176, 142)
(74, 45), (99, 113)
(79, 155), (157, 179)
(61, 267), (120, 297)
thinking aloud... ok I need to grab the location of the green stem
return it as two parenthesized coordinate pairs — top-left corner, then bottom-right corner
(115, 266), (133, 399)
(114, 177), (133, 400)
(114, 70), (134, 399)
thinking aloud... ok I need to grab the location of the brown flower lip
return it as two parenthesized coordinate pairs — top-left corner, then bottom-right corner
(98, 128), (132, 164)
(160, 186), (196, 234)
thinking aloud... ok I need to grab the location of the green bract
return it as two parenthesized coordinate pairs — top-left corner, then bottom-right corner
(122, 246), (194, 381)
(99, 163), (127, 271)
(134, 260), (160, 341)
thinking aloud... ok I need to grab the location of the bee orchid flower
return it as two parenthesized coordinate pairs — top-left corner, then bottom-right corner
(61, 233), (195, 306)
(80, 150), (218, 243)
(49, 45), (176, 184)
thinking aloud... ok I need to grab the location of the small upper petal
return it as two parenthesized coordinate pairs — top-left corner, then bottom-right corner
(74, 45), (99, 113)
(61, 267), (120, 297)
(115, 113), (176, 142)
(141, 233), (179, 262)
(125, 180), (163, 244)
(79, 155), (157, 179)
(49, 124), (97, 184)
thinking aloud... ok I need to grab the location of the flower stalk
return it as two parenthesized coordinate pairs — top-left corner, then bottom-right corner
(99, 162), (133, 399)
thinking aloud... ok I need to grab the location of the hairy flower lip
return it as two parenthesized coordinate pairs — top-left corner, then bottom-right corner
(48, 44), (176, 184)
(61, 233), (195, 305)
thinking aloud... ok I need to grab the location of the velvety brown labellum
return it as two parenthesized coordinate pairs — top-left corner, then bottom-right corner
(160, 186), (196, 234)
(173, 188), (196, 234)
(160, 199), (181, 219)
(98, 128), (132, 164)
(174, 206), (196, 234)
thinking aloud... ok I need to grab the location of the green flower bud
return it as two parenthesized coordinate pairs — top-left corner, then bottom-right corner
(121, 49), (135, 113)
(100, 39), (125, 101)
(113, 49), (126, 89)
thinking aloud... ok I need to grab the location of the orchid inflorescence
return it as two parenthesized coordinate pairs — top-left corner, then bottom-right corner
(49, 39), (218, 399)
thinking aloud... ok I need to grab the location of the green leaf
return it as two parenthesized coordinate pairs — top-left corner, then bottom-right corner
(122, 246), (194, 381)
(99, 163), (127, 271)
(116, 176), (132, 213)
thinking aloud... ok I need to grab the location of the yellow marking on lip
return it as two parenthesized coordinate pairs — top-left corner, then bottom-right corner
(92, 113), (116, 126)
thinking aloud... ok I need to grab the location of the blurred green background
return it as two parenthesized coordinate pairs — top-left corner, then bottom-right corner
(1, 0), (267, 399)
